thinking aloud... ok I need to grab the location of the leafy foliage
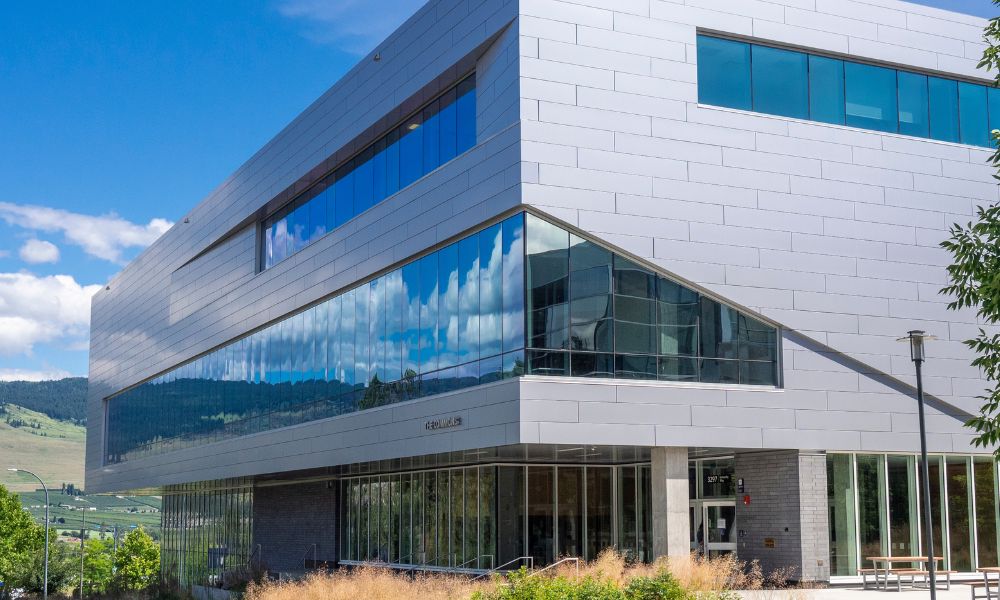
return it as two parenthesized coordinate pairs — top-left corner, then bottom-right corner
(0, 483), (43, 586)
(112, 527), (160, 591)
(942, 1), (1000, 452)
(10, 538), (77, 595)
(473, 567), (695, 600)
(0, 378), (88, 424)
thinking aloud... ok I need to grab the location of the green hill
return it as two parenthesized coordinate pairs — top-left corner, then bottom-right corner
(0, 403), (85, 492)
(0, 377), (88, 423)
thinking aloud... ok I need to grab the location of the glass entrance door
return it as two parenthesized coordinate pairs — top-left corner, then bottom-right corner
(703, 501), (737, 557)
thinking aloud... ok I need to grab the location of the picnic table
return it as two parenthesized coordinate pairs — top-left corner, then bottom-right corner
(863, 556), (949, 591)
(972, 567), (1000, 600)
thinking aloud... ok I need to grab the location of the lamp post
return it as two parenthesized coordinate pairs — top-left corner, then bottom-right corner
(8, 468), (49, 600)
(898, 330), (937, 600)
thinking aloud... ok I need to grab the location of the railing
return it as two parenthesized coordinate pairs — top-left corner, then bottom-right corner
(301, 543), (317, 569)
(457, 554), (495, 571)
(472, 556), (534, 581)
(529, 557), (580, 578)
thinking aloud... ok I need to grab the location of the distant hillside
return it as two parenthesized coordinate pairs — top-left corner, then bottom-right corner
(0, 403), (85, 491)
(0, 377), (88, 424)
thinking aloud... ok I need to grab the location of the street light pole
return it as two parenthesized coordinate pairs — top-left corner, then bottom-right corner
(80, 509), (87, 600)
(900, 331), (937, 600)
(8, 468), (48, 600)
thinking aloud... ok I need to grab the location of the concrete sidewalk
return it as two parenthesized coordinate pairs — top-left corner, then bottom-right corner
(739, 583), (978, 600)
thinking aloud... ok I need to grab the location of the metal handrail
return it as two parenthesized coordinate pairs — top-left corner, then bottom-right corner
(301, 543), (317, 569)
(529, 557), (580, 578)
(457, 554), (495, 570)
(472, 556), (534, 580)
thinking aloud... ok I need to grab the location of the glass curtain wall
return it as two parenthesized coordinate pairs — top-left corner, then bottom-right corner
(263, 75), (477, 269)
(106, 214), (525, 464)
(524, 213), (779, 384)
(160, 479), (253, 588)
(341, 464), (653, 568)
(827, 453), (1000, 576)
(697, 35), (998, 148)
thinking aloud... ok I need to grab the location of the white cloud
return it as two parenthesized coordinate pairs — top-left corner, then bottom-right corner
(0, 368), (72, 382)
(18, 239), (60, 264)
(0, 202), (172, 264)
(276, 0), (424, 54)
(0, 272), (101, 356)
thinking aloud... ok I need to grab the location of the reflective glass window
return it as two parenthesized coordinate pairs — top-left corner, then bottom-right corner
(526, 214), (569, 350)
(845, 62), (897, 133)
(752, 45), (808, 119)
(399, 114), (423, 188)
(439, 88), (458, 164)
(334, 164), (355, 228)
(989, 88), (1000, 142)
(354, 147), (375, 215)
(697, 35), (750, 110)
(502, 214), (525, 353)
(479, 223), (503, 358)
(422, 99), (441, 176)
(569, 235), (613, 353)
(457, 235), (480, 364)
(959, 82), (989, 147)
(419, 253), (439, 372)
(809, 55), (845, 125)
(438, 243), (459, 369)
(456, 76), (476, 152)
(897, 71), (929, 138)
(402, 262), (421, 379)
(929, 77), (960, 143)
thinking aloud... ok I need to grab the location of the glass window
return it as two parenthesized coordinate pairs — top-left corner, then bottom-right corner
(385, 129), (401, 196)
(959, 82), (989, 147)
(423, 99), (441, 176)
(856, 454), (887, 561)
(439, 88), (458, 165)
(457, 235), (480, 364)
(569, 235), (613, 353)
(988, 88), (1000, 144)
(456, 75), (477, 153)
(526, 214), (569, 350)
(355, 284), (370, 392)
(752, 45), (808, 119)
(354, 147), (375, 215)
(334, 164), (355, 228)
(557, 467), (584, 558)
(697, 35), (751, 110)
(809, 55), (845, 125)
(827, 454), (859, 576)
(438, 243), (460, 369)
(887, 455), (918, 558)
(897, 71), (929, 138)
(419, 253), (439, 373)
(402, 262), (421, 380)
(399, 113), (423, 188)
(372, 138), (387, 203)
(480, 223), (503, 358)
(845, 62), (897, 133)
(947, 456), (973, 572)
(929, 77), (960, 143)
(502, 214), (525, 354)
(974, 457), (999, 568)
(527, 466), (554, 565)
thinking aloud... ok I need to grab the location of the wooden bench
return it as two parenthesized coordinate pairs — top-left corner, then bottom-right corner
(969, 580), (998, 600)
(858, 568), (879, 590)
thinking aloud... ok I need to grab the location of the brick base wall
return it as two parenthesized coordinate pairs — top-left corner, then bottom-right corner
(252, 480), (338, 573)
(734, 450), (830, 582)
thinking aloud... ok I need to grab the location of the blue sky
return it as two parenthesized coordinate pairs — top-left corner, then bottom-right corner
(0, 0), (992, 381)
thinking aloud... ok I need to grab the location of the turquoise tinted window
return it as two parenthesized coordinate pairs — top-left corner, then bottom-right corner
(262, 74), (476, 270)
(696, 35), (995, 147)
(929, 77), (960, 143)
(697, 35), (750, 110)
(845, 62), (897, 133)
(752, 45), (808, 119)
(897, 71), (929, 138)
(809, 55), (845, 125)
(959, 82), (989, 147)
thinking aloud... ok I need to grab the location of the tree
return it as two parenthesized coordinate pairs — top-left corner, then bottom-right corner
(0, 483), (43, 587)
(942, 0), (1000, 452)
(81, 538), (115, 595)
(111, 527), (160, 591)
(11, 539), (76, 595)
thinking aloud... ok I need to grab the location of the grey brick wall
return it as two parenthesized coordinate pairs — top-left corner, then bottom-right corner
(252, 481), (338, 573)
(735, 450), (829, 582)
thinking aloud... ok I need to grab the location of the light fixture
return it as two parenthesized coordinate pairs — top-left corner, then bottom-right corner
(407, 122), (420, 131)
(373, 52), (381, 62)
(7, 467), (18, 472)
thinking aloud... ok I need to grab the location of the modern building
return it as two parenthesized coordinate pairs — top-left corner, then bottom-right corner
(87, 0), (1000, 587)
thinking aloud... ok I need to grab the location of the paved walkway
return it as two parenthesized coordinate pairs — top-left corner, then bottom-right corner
(739, 582), (977, 600)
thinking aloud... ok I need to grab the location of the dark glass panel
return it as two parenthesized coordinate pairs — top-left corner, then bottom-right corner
(658, 356), (698, 382)
(526, 349), (568, 376)
(569, 235), (613, 352)
(959, 82), (989, 147)
(947, 457), (973, 571)
(527, 466), (554, 565)
(897, 71), (929, 138)
(354, 147), (375, 216)
(585, 467), (614, 561)
(827, 454), (859, 576)
(856, 454), (887, 561)
(372, 138), (387, 203)
(887, 455), (918, 558)
(615, 354), (657, 379)
(450, 469), (464, 566)
(570, 352), (614, 378)
(740, 361), (776, 386)
(697, 35), (750, 110)
(479, 467), (496, 569)
(557, 467), (584, 558)
(845, 62), (898, 133)
(334, 163), (355, 228)
(385, 128), (401, 195)
(618, 466), (638, 560)
(929, 77), (960, 143)
(752, 45), (808, 119)
(526, 214), (569, 350)
(700, 358), (739, 384)
(272, 218), (288, 264)
(974, 457), (999, 568)
(989, 88), (1000, 145)
(809, 55), (846, 125)
(496, 466), (524, 566)
(700, 298), (738, 360)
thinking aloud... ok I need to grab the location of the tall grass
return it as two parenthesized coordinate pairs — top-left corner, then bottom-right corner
(244, 552), (803, 600)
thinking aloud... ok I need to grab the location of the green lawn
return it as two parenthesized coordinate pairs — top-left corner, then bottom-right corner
(0, 403), (85, 492)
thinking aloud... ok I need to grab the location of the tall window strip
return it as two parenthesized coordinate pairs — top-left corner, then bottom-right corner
(697, 35), (999, 148)
(262, 74), (477, 270)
